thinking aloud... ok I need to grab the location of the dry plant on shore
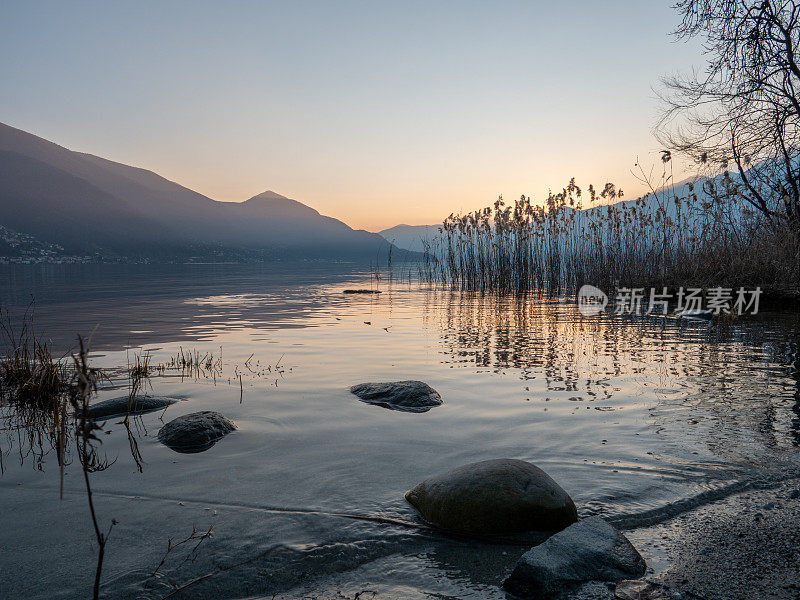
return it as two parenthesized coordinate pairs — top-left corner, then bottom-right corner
(0, 314), (223, 598)
(69, 335), (116, 600)
(420, 163), (800, 296)
(151, 524), (214, 578)
(0, 306), (69, 407)
(0, 306), (74, 473)
(152, 347), (224, 382)
(0, 318), (122, 600)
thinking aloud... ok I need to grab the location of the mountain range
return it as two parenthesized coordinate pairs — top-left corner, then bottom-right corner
(1, 121), (742, 263)
(0, 122), (398, 262)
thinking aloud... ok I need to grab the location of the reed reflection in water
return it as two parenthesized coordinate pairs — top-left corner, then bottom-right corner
(422, 288), (800, 464)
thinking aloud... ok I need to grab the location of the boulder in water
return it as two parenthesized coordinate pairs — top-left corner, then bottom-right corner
(158, 411), (236, 453)
(350, 380), (442, 413)
(405, 458), (577, 535)
(503, 516), (646, 598)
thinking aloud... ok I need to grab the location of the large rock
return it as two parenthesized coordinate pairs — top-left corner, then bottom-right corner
(503, 516), (646, 598)
(87, 395), (178, 419)
(405, 459), (578, 535)
(157, 411), (236, 454)
(349, 380), (442, 413)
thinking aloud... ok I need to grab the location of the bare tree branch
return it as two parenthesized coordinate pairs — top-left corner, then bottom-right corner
(658, 0), (800, 229)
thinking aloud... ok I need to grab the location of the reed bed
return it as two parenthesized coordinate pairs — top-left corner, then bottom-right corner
(153, 347), (223, 381)
(0, 317), (227, 598)
(0, 308), (73, 473)
(420, 174), (800, 297)
(0, 308), (70, 408)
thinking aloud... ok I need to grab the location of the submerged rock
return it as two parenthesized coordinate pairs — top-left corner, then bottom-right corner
(157, 411), (236, 453)
(87, 395), (178, 419)
(350, 380), (442, 413)
(405, 458), (577, 535)
(503, 516), (646, 598)
(675, 309), (714, 321)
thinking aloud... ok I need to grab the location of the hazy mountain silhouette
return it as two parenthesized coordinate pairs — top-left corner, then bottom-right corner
(378, 224), (440, 253)
(0, 122), (395, 260)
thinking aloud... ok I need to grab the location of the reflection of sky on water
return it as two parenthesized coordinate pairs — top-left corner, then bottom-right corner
(1, 264), (799, 599)
(423, 290), (800, 459)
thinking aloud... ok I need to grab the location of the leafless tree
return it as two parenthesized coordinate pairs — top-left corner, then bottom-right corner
(658, 0), (800, 228)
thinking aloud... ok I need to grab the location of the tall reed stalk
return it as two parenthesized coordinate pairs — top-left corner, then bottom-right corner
(420, 172), (800, 297)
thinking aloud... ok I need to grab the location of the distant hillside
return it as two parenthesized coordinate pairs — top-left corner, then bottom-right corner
(0, 122), (397, 261)
(0, 224), (90, 263)
(378, 224), (440, 253)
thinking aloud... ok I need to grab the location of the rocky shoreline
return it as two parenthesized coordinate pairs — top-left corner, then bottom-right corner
(355, 382), (800, 600)
(623, 478), (800, 600)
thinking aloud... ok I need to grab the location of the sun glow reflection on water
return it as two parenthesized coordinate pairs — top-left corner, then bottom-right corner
(0, 264), (798, 599)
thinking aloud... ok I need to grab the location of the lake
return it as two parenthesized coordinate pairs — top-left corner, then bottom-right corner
(1, 263), (799, 599)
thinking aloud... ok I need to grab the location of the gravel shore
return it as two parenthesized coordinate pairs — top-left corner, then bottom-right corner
(621, 479), (800, 600)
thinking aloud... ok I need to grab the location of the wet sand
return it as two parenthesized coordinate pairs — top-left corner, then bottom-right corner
(645, 479), (800, 600)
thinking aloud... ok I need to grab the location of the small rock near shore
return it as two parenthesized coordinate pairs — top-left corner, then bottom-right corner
(503, 516), (646, 599)
(675, 309), (714, 321)
(350, 380), (442, 413)
(405, 458), (578, 535)
(158, 411), (236, 453)
(87, 395), (178, 419)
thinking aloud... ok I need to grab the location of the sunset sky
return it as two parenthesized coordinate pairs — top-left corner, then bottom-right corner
(0, 1), (703, 231)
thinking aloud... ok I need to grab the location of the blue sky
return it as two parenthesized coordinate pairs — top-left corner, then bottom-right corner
(0, 1), (703, 229)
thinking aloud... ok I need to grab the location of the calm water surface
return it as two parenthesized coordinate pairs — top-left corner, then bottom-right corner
(1, 263), (799, 599)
